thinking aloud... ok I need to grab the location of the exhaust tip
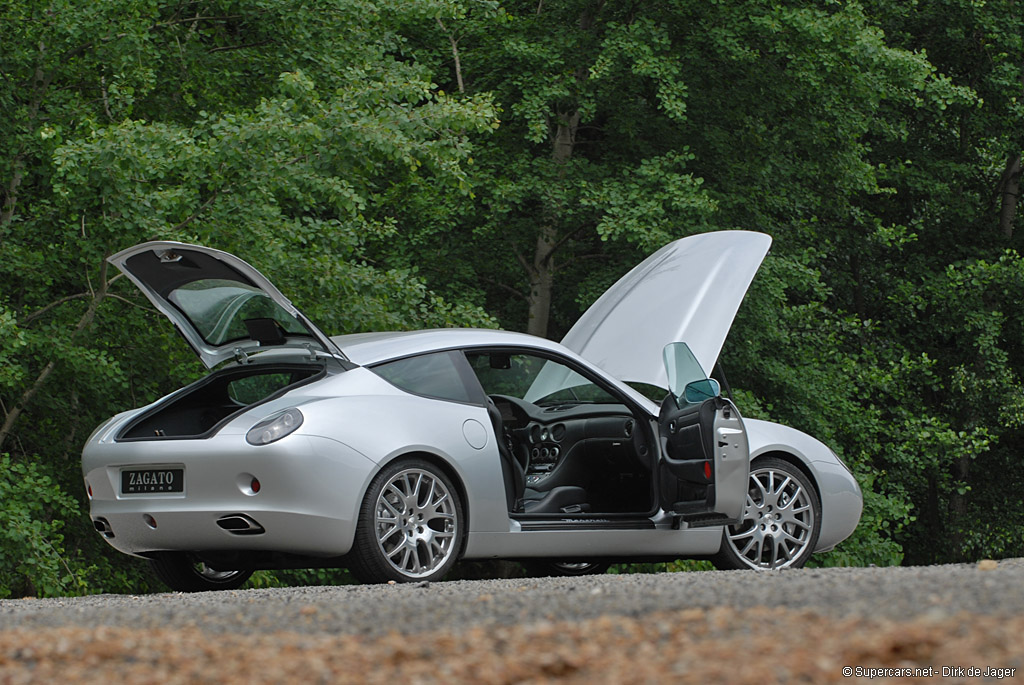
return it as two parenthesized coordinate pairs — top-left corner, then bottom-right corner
(216, 514), (265, 535)
(93, 517), (115, 539)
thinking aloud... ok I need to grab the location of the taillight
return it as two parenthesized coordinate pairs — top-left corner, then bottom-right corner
(246, 408), (304, 445)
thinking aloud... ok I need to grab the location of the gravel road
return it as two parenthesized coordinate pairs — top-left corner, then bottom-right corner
(2, 559), (1022, 683)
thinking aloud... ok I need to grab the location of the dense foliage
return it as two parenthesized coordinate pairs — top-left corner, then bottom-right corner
(1, 0), (1021, 595)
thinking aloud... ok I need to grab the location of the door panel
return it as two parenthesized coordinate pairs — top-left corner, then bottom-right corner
(658, 395), (749, 526)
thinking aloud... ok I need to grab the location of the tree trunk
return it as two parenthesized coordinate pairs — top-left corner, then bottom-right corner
(527, 224), (558, 336)
(947, 453), (971, 562)
(520, 1), (599, 338)
(998, 152), (1021, 240)
(525, 110), (580, 338)
(850, 251), (865, 319)
(2, 59), (50, 228)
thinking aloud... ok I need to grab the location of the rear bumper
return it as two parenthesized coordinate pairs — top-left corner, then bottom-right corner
(82, 433), (374, 558)
(89, 507), (355, 559)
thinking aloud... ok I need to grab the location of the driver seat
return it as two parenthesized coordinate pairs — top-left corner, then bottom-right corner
(486, 398), (590, 514)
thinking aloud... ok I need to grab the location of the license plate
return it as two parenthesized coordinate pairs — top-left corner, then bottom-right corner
(121, 468), (184, 494)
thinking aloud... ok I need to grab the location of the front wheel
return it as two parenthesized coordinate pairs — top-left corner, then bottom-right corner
(149, 553), (253, 592)
(348, 459), (464, 584)
(712, 457), (821, 570)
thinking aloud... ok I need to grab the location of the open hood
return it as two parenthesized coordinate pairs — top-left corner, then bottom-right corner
(108, 241), (347, 369)
(561, 231), (771, 388)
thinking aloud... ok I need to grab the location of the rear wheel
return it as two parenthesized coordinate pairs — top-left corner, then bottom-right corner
(149, 553), (253, 592)
(712, 457), (821, 570)
(348, 459), (464, 584)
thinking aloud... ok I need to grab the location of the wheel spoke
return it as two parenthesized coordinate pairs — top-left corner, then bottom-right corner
(779, 528), (804, 546)
(385, 483), (406, 506)
(779, 483), (800, 507)
(412, 473), (425, 503)
(738, 537), (756, 556)
(780, 514), (810, 530)
(752, 475), (769, 503)
(379, 524), (401, 544)
(770, 475), (790, 507)
(424, 496), (451, 519)
(400, 546), (413, 570)
(770, 535), (791, 567)
(430, 491), (450, 510)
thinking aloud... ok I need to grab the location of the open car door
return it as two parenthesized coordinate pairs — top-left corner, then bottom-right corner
(657, 343), (749, 526)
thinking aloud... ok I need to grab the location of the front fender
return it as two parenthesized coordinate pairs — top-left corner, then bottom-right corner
(743, 419), (863, 552)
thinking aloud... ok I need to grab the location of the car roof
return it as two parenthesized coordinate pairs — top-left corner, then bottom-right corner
(331, 328), (662, 416)
(330, 328), (567, 366)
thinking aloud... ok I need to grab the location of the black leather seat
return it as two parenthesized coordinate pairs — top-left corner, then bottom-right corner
(486, 398), (589, 514)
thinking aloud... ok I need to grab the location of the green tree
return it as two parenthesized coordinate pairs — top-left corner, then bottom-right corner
(0, 0), (498, 595)
(393, 0), (971, 565)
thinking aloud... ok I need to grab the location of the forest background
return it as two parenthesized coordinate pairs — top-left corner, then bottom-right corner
(2, 0), (1023, 597)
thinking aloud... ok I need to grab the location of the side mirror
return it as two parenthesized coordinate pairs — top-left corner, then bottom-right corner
(683, 378), (721, 404)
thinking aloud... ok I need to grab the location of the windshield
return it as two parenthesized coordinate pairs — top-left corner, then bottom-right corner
(167, 279), (309, 346)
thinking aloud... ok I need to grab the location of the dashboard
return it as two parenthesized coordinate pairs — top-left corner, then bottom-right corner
(489, 395), (642, 489)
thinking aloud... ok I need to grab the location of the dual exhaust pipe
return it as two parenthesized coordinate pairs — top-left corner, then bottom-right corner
(92, 513), (266, 538)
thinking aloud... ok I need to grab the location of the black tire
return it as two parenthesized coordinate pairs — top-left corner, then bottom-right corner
(522, 561), (611, 577)
(348, 458), (464, 584)
(149, 553), (253, 592)
(712, 457), (821, 570)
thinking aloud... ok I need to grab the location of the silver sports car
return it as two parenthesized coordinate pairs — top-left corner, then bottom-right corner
(82, 231), (862, 591)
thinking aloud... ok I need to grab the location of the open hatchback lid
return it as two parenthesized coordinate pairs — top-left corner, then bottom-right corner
(108, 241), (347, 369)
(561, 230), (771, 388)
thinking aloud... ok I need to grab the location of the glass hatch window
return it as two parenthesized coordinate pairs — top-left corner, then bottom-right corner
(167, 279), (308, 346)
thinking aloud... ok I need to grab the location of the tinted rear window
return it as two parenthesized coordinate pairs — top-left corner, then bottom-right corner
(372, 352), (474, 403)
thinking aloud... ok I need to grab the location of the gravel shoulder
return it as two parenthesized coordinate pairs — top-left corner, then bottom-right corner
(2, 560), (1022, 683)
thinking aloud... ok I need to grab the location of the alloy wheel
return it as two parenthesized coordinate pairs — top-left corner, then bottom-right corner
(373, 467), (458, 578)
(724, 463), (817, 570)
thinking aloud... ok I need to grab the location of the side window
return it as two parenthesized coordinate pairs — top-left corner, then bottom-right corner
(372, 351), (475, 404)
(228, 373), (294, 405)
(466, 351), (618, 405)
(467, 352), (544, 397)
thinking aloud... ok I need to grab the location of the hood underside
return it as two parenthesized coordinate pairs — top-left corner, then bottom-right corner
(561, 231), (772, 389)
